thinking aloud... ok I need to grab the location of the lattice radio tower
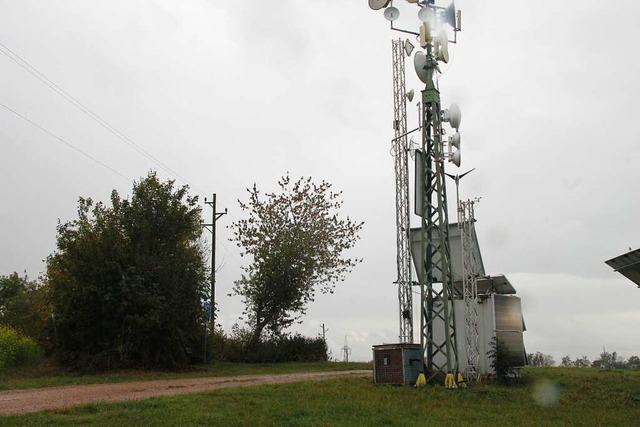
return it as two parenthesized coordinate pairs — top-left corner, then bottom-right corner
(417, 44), (458, 382)
(391, 39), (413, 344)
(369, 0), (463, 382)
(460, 198), (480, 381)
(447, 169), (480, 382)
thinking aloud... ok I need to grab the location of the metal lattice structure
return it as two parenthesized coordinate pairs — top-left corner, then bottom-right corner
(460, 199), (480, 381)
(391, 39), (413, 344)
(342, 335), (352, 362)
(418, 44), (458, 383)
(367, 0), (463, 385)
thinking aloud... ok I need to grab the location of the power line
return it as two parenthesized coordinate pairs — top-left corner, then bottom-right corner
(0, 40), (200, 192)
(0, 96), (246, 270)
(0, 97), (246, 271)
(0, 39), (245, 202)
(0, 100), (132, 183)
(0, 40), (249, 268)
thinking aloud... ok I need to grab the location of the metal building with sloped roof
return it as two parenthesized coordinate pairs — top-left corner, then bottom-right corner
(605, 248), (640, 288)
(409, 223), (527, 377)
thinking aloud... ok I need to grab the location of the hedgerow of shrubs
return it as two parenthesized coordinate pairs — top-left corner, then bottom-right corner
(0, 324), (43, 372)
(212, 328), (328, 363)
(248, 335), (328, 363)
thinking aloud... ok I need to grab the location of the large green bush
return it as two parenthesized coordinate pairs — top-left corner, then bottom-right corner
(0, 324), (42, 372)
(47, 173), (207, 370)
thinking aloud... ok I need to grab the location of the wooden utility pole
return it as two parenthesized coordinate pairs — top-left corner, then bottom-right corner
(202, 193), (227, 363)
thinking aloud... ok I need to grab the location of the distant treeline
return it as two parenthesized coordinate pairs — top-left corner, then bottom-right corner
(528, 351), (640, 369)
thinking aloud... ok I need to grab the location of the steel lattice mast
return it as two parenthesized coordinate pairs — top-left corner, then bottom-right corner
(418, 42), (458, 382)
(460, 199), (480, 381)
(391, 39), (413, 344)
(367, 0), (463, 384)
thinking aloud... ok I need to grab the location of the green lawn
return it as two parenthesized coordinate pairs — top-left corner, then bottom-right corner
(0, 360), (370, 390)
(2, 367), (640, 426)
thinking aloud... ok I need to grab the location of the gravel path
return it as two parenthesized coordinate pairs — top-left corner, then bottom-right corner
(0, 370), (372, 415)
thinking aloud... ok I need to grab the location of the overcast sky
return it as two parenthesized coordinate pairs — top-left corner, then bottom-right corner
(1, 0), (639, 363)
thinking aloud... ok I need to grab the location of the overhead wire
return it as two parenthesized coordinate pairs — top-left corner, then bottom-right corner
(0, 40), (204, 194)
(0, 39), (247, 269)
(0, 100), (132, 183)
(0, 94), (245, 270)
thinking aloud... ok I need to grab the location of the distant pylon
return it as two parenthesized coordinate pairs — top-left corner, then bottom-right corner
(342, 336), (352, 363)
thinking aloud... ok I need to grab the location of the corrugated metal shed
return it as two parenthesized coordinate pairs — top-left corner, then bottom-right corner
(605, 248), (640, 288)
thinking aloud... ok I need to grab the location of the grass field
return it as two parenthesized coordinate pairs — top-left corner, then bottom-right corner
(3, 367), (640, 426)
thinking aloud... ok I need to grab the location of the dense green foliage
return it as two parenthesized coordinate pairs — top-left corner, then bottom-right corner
(0, 273), (50, 349)
(488, 337), (513, 381)
(0, 274), (34, 331)
(3, 368), (640, 425)
(231, 175), (363, 346)
(0, 325), (42, 372)
(212, 327), (327, 363)
(46, 172), (207, 370)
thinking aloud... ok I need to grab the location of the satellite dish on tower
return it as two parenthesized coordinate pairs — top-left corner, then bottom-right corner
(444, 1), (457, 28)
(448, 132), (461, 166)
(437, 30), (449, 63)
(418, 6), (432, 23)
(406, 89), (415, 102)
(414, 52), (428, 84)
(383, 6), (400, 21)
(368, 0), (391, 10)
(442, 103), (461, 130)
(450, 132), (460, 149)
(451, 150), (461, 167)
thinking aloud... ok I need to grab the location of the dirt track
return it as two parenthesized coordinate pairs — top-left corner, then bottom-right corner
(0, 370), (371, 416)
